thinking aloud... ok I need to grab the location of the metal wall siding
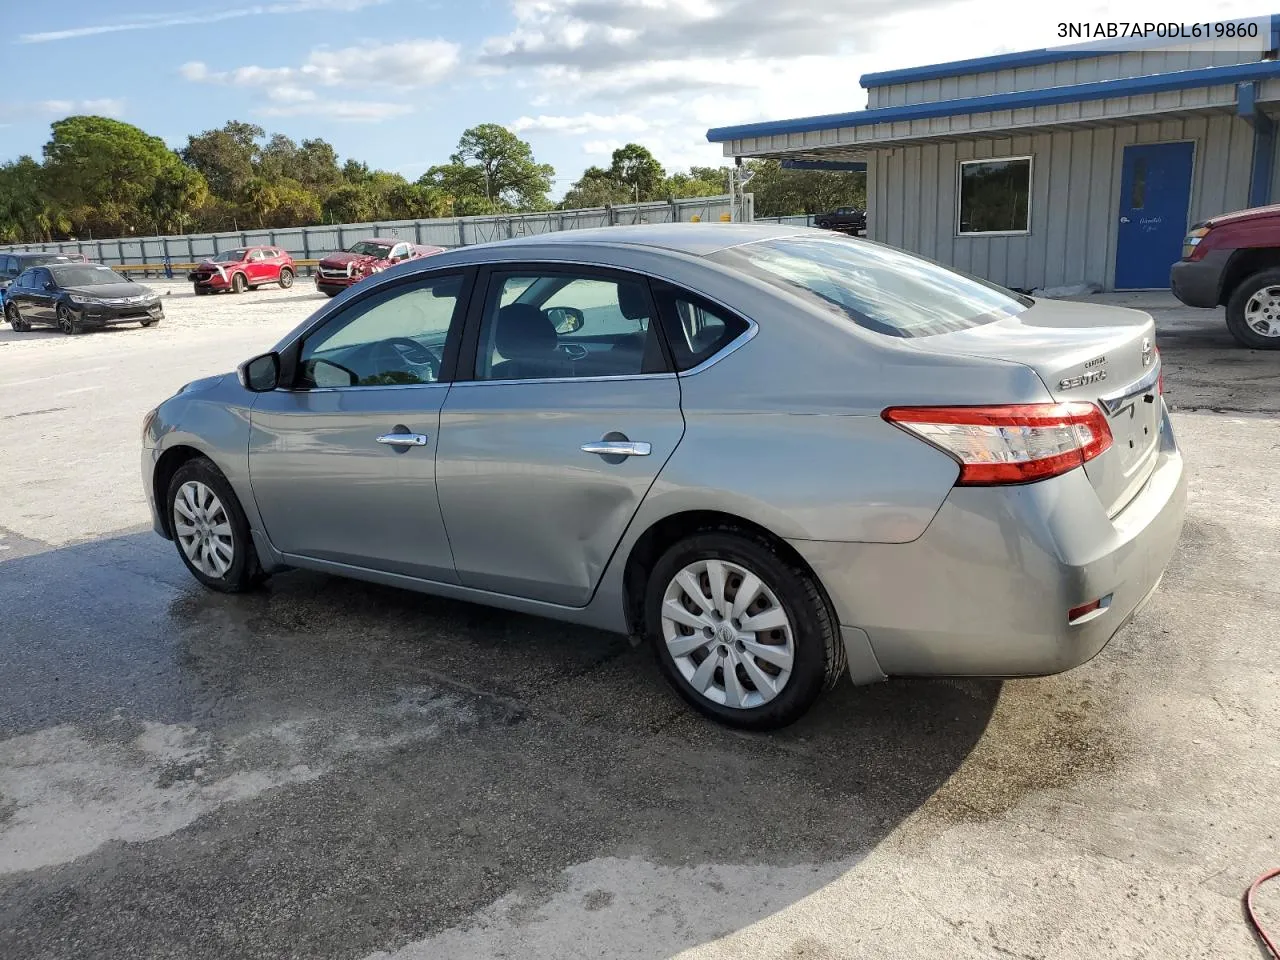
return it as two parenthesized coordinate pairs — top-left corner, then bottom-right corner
(867, 116), (1252, 290)
(871, 47), (1259, 109)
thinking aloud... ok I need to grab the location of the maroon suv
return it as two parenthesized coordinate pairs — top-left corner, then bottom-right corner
(1171, 204), (1280, 349)
(315, 238), (445, 297)
(189, 246), (296, 295)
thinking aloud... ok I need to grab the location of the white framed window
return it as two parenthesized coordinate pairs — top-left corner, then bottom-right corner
(957, 156), (1032, 236)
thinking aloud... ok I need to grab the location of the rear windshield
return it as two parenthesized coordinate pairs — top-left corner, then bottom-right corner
(710, 235), (1030, 338)
(51, 264), (127, 286)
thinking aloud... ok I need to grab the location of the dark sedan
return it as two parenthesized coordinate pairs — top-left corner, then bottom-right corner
(4, 263), (163, 334)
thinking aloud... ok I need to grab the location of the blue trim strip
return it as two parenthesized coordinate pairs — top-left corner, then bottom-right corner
(1250, 91), (1276, 206)
(860, 15), (1280, 88)
(1239, 80), (1259, 117)
(707, 59), (1280, 144)
(780, 160), (867, 172)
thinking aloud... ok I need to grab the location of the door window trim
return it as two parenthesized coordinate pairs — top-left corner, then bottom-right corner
(453, 262), (676, 386)
(277, 266), (477, 392)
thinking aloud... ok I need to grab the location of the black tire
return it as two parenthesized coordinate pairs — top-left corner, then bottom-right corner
(140, 317), (158, 328)
(56, 304), (81, 335)
(644, 528), (844, 730)
(194, 285), (209, 296)
(166, 457), (267, 593)
(231, 272), (247, 294)
(815, 219), (830, 229)
(1225, 268), (1280, 349)
(278, 267), (294, 289)
(323, 289), (339, 298)
(5, 301), (29, 331)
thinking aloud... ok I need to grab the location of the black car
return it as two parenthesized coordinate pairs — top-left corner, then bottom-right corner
(4, 263), (163, 334)
(814, 207), (867, 234)
(0, 252), (80, 299)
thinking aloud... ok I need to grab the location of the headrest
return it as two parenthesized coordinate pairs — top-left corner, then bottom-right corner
(617, 282), (651, 321)
(495, 303), (557, 359)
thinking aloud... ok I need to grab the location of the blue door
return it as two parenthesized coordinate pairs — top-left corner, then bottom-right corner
(1115, 142), (1194, 289)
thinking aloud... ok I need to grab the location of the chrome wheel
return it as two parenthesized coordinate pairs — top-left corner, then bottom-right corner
(57, 306), (75, 334)
(1244, 286), (1280, 338)
(279, 269), (294, 289)
(173, 480), (235, 578)
(660, 558), (794, 709)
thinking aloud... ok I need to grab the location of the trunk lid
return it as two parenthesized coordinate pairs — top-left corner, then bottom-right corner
(916, 298), (1161, 516)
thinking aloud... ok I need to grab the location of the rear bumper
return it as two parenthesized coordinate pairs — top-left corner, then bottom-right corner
(1170, 250), (1228, 308)
(792, 404), (1187, 680)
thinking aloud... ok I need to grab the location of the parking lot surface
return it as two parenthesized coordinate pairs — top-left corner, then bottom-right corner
(1, 281), (1278, 959)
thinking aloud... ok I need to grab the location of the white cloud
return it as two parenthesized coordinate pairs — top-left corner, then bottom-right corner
(256, 100), (415, 122)
(24, 99), (126, 119)
(19, 0), (389, 43)
(512, 112), (652, 135)
(581, 139), (623, 156)
(302, 40), (461, 87)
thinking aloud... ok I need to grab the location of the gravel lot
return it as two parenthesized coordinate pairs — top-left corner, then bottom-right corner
(1, 279), (1278, 959)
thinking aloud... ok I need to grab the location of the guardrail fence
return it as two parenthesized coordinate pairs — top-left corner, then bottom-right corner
(0, 194), (753, 277)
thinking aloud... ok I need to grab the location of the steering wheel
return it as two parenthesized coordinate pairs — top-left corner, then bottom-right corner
(559, 342), (588, 361)
(373, 336), (440, 380)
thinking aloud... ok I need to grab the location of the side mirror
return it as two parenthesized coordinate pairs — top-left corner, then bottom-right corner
(44, 281), (56, 291)
(545, 306), (585, 335)
(237, 352), (280, 392)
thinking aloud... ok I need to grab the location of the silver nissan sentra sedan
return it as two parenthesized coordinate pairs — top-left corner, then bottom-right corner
(142, 224), (1187, 729)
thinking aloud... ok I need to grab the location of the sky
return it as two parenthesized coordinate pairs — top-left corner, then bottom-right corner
(1, 0), (1269, 198)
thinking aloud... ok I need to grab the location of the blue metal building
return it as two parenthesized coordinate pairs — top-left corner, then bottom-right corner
(708, 22), (1280, 291)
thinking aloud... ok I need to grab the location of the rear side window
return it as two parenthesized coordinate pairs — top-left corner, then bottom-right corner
(652, 282), (749, 371)
(710, 234), (1029, 338)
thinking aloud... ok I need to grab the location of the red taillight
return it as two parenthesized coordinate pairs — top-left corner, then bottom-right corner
(882, 402), (1113, 485)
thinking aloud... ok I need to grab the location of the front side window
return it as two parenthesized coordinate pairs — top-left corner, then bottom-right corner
(473, 272), (666, 381)
(711, 235), (1029, 339)
(31, 268), (53, 289)
(958, 157), (1031, 235)
(297, 274), (463, 388)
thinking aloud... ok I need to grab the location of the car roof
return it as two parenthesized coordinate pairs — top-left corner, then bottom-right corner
(478, 222), (809, 257)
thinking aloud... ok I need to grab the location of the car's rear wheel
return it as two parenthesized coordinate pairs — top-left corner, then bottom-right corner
(645, 529), (843, 730)
(5, 302), (29, 331)
(56, 304), (81, 335)
(167, 458), (265, 593)
(1226, 269), (1280, 349)
(231, 272), (247, 294)
(278, 267), (294, 289)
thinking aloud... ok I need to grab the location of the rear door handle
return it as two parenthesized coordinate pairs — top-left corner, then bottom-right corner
(581, 441), (651, 457)
(377, 433), (428, 447)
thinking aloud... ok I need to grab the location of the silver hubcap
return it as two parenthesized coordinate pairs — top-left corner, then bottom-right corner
(660, 558), (794, 710)
(1244, 287), (1280, 337)
(174, 481), (235, 578)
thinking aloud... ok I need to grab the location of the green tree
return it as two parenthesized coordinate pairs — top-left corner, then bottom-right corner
(745, 159), (865, 217)
(322, 183), (376, 224)
(429, 123), (554, 211)
(0, 156), (67, 242)
(181, 121), (263, 200)
(560, 166), (630, 208)
(608, 144), (665, 201)
(293, 138), (343, 193)
(44, 116), (204, 236)
(660, 166), (727, 199)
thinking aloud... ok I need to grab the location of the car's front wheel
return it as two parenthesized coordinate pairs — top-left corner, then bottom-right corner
(1226, 268), (1280, 349)
(231, 272), (247, 294)
(645, 529), (844, 730)
(278, 267), (294, 289)
(5, 301), (29, 331)
(56, 304), (81, 335)
(167, 458), (266, 593)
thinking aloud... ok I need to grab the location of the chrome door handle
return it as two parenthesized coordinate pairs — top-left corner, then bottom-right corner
(581, 441), (651, 457)
(376, 433), (428, 447)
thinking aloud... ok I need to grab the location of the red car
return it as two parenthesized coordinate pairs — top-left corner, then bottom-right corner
(189, 246), (296, 295)
(315, 238), (445, 297)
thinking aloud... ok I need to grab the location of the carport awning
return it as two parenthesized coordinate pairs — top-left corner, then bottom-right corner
(709, 59), (1280, 159)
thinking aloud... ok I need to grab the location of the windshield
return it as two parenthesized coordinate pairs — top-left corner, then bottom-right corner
(347, 241), (393, 258)
(210, 249), (248, 263)
(711, 235), (1029, 338)
(51, 264), (128, 286)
